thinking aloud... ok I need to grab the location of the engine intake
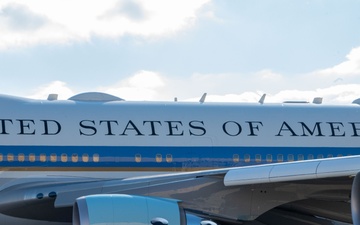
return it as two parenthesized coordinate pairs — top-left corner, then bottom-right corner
(73, 194), (185, 225)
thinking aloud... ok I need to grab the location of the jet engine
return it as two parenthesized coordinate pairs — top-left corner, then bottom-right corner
(73, 194), (186, 225)
(352, 172), (360, 225)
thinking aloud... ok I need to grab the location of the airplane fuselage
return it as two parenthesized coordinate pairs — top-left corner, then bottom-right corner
(1, 93), (360, 225)
(0, 94), (359, 173)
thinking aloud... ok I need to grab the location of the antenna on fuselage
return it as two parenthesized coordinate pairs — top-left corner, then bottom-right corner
(47, 94), (58, 101)
(199, 93), (207, 103)
(312, 97), (323, 104)
(258, 94), (266, 104)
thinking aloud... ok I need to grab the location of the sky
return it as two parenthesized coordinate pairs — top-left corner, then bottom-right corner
(0, 0), (360, 104)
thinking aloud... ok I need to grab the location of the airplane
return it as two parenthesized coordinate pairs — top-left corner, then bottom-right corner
(1, 92), (360, 225)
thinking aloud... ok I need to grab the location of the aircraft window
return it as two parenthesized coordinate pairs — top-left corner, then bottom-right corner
(287, 154), (294, 162)
(82, 154), (89, 162)
(317, 154), (324, 159)
(61, 154), (68, 162)
(233, 154), (240, 163)
(7, 153), (14, 162)
(244, 154), (250, 163)
(93, 154), (100, 162)
(50, 153), (57, 162)
(266, 154), (272, 163)
(135, 154), (141, 163)
(166, 154), (173, 163)
(156, 154), (162, 163)
(40, 154), (46, 162)
(255, 154), (261, 163)
(308, 154), (314, 160)
(297, 154), (304, 161)
(337, 154), (343, 157)
(18, 153), (25, 162)
(277, 154), (283, 162)
(72, 154), (78, 163)
(29, 153), (35, 162)
(0, 153), (3, 162)
(327, 154), (333, 158)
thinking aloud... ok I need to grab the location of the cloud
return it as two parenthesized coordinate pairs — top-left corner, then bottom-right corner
(315, 84), (360, 104)
(317, 46), (360, 76)
(97, 70), (167, 100)
(0, 3), (48, 31)
(126, 70), (165, 88)
(255, 69), (283, 80)
(101, 0), (148, 21)
(0, 0), (211, 50)
(27, 81), (75, 100)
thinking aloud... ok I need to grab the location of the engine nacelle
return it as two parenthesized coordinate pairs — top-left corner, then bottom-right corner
(352, 172), (360, 225)
(73, 194), (186, 225)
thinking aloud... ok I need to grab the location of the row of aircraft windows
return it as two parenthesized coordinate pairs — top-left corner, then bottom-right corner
(0, 153), (348, 164)
(0, 153), (100, 163)
(135, 154), (174, 163)
(134, 153), (346, 163)
(232, 153), (346, 163)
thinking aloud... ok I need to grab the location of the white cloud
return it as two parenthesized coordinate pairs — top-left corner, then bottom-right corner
(315, 84), (360, 104)
(27, 81), (75, 100)
(126, 70), (165, 88)
(0, 0), (211, 50)
(97, 70), (167, 100)
(0, 3), (48, 31)
(255, 69), (283, 80)
(317, 46), (360, 76)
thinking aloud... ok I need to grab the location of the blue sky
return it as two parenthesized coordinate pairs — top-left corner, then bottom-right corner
(0, 0), (360, 103)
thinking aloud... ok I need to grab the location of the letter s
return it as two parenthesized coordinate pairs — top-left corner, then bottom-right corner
(189, 120), (206, 136)
(79, 120), (97, 136)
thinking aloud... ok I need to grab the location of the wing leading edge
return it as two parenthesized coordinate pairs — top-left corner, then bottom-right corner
(224, 155), (360, 186)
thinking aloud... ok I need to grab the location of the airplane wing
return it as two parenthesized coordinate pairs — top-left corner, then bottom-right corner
(0, 156), (359, 225)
